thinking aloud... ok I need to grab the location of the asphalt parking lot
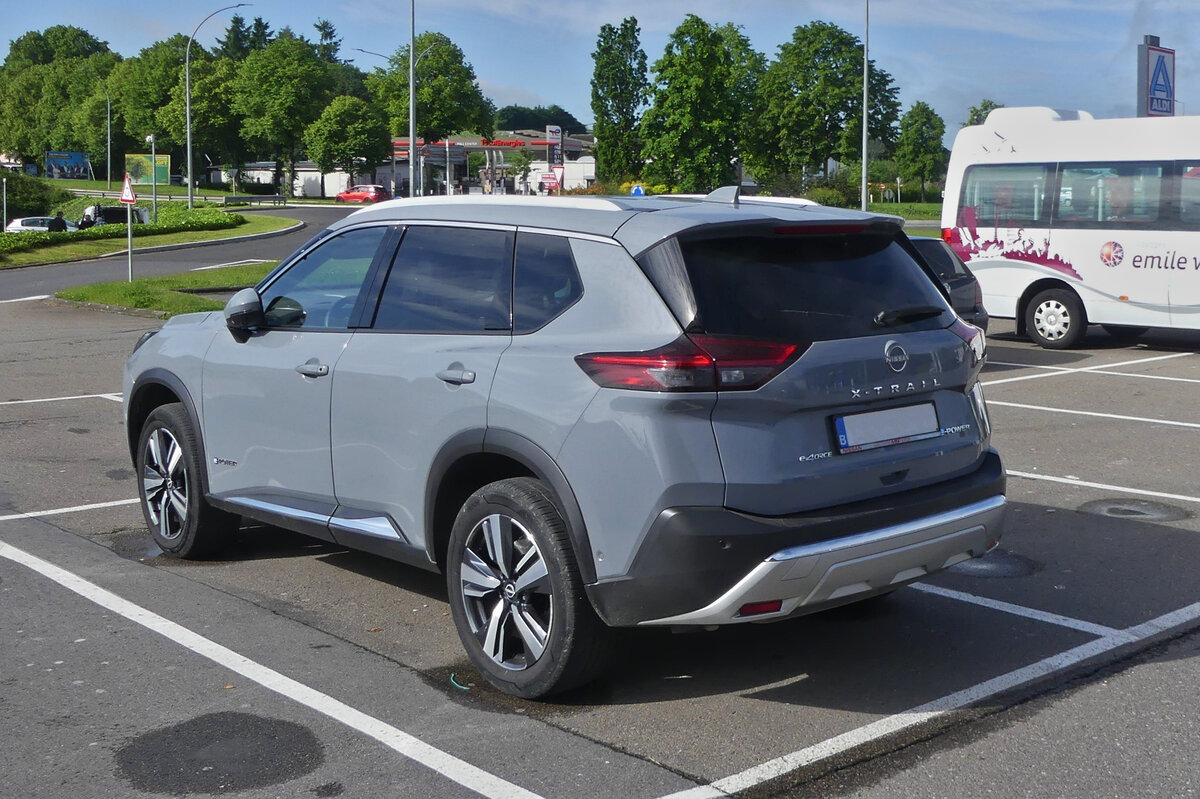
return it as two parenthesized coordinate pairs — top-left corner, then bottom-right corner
(2, 296), (1198, 798)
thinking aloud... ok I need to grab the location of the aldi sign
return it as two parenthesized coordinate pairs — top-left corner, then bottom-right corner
(1138, 37), (1176, 117)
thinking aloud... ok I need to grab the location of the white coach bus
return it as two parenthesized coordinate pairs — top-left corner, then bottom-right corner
(941, 106), (1200, 348)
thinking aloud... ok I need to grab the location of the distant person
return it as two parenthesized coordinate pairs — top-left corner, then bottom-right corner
(47, 211), (68, 232)
(1106, 177), (1133, 221)
(78, 213), (95, 230)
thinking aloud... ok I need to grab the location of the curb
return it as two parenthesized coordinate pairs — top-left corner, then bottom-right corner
(0, 219), (306, 271)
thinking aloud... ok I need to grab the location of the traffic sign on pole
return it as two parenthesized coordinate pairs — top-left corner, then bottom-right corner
(119, 173), (137, 204)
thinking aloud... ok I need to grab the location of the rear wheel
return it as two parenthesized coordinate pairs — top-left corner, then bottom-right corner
(1026, 288), (1087, 349)
(137, 403), (239, 558)
(446, 478), (608, 698)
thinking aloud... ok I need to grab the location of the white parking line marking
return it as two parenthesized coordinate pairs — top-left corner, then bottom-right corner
(988, 360), (1200, 385)
(0, 499), (140, 522)
(658, 601), (1200, 799)
(0, 541), (546, 799)
(988, 400), (1200, 429)
(0, 392), (123, 406)
(0, 295), (51, 304)
(1007, 470), (1200, 505)
(983, 351), (1193, 386)
(910, 584), (1121, 637)
(191, 259), (271, 271)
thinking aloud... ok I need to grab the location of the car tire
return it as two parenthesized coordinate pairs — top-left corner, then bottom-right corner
(334, 196), (344, 203)
(136, 403), (239, 559)
(1026, 288), (1087, 349)
(446, 477), (609, 699)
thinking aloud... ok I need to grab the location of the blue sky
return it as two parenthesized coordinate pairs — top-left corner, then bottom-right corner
(5, 0), (1196, 145)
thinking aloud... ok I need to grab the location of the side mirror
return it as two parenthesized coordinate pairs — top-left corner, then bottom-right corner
(224, 288), (265, 341)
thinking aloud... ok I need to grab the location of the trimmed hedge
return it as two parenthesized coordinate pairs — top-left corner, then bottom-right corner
(0, 209), (246, 257)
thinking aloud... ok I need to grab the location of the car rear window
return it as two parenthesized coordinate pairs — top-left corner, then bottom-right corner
(640, 227), (952, 342)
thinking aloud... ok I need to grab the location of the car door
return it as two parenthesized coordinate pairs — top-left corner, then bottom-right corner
(329, 224), (514, 559)
(201, 224), (394, 527)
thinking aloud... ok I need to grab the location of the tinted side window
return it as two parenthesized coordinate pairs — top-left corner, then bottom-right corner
(513, 233), (582, 333)
(373, 226), (513, 333)
(911, 240), (965, 280)
(1182, 164), (1200, 228)
(959, 164), (1051, 228)
(1055, 162), (1164, 226)
(260, 226), (388, 329)
(675, 231), (950, 342)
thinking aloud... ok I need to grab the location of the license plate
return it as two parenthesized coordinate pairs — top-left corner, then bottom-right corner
(834, 403), (941, 454)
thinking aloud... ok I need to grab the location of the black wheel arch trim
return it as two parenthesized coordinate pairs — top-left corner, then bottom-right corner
(126, 369), (210, 495)
(424, 428), (597, 585)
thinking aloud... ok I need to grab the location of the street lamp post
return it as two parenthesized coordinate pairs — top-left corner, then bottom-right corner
(105, 91), (112, 192)
(186, 3), (249, 209)
(145, 135), (157, 223)
(356, 34), (434, 198)
(409, 0), (416, 197)
(861, 0), (870, 211)
(3, 177), (7, 232)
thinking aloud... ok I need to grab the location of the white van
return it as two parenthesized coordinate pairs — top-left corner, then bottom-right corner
(941, 107), (1200, 348)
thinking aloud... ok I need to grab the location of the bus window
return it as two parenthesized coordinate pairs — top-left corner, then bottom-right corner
(1180, 164), (1200, 227)
(1056, 163), (1163, 226)
(960, 165), (1050, 229)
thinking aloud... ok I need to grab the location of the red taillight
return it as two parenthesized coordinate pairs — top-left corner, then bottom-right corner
(575, 335), (805, 392)
(738, 600), (783, 617)
(941, 227), (953, 244)
(951, 318), (986, 366)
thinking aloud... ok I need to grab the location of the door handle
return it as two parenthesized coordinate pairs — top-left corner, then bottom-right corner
(436, 368), (476, 385)
(295, 359), (330, 378)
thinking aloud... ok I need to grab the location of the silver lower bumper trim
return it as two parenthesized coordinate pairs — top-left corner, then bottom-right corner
(640, 495), (1007, 627)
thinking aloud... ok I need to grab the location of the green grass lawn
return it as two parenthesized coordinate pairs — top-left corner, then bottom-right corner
(56, 262), (278, 317)
(867, 201), (942, 220)
(0, 214), (297, 268)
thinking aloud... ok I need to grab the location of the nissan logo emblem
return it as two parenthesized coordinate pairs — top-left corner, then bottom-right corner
(884, 341), (909, 373)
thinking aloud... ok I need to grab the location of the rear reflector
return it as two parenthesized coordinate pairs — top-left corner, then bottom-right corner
(575, 335), (805, 392)
(738, 600), (783, 617)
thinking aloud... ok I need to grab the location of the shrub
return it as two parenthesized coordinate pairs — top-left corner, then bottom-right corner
(804, 187), (848, 207)
(1, 171), (73, 218)
(0, 210), (246, 258)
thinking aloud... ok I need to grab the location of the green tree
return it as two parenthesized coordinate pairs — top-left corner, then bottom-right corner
(247, 18), (274, 52)
(752, 21), (899, 182)
(234, 33), (334, 194)
(640, 15), (753, 192)
(0, 170), (72, 217)
(365, 32), (495, 144)
(894, 101), (946, 202)
(590, 17), (649, 182)
(507, 148), (535, 186)
(2, 26), (109, 73)
(313, 19), (342, 63)
(964, 98), (1003, 127)
(495, 104), (585, 132)
(158, 57), (245, 182)
(0, 50), (121, 164)
(303, 95), (391, 196)
(107, 35), (192, 148)
(214, 15), (251, 60)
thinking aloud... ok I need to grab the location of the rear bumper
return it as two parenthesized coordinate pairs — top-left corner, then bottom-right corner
(640, 495), (1004, 626)
(586, 449), (1005, 626)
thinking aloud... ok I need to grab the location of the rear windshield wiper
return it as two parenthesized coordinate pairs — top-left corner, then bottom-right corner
(873, 305), (945, 328)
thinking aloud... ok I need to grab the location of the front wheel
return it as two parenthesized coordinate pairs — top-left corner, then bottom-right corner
(446, 478), (608, 698)
(137, 403), (239, 558)
(1026, 288), (1087, 349)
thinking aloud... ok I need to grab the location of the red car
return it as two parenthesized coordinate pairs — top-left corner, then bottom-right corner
(335, 184), (391, 203)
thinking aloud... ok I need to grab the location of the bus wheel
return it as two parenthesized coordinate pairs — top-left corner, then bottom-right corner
(1026, 289), (1087, 349)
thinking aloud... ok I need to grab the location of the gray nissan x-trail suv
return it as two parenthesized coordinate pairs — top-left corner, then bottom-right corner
(124, 189), (1006, 698)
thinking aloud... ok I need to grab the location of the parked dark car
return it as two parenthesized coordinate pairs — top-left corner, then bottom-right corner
(910, 236), (989, 331)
